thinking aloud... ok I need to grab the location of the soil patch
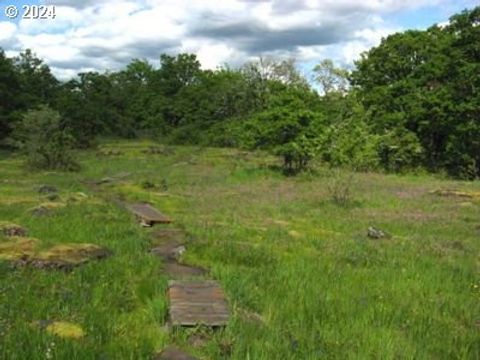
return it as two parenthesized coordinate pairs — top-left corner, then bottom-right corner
(188, 332), (211, 348)
(151, 243), (185, 261)
(163, 262), (206, 279)
(151, 228), (202, 278)
(151, 228), (186, 245)
(154, 347), (198, 360)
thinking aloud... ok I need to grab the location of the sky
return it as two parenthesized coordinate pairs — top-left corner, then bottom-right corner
(0, 0), (478, 80)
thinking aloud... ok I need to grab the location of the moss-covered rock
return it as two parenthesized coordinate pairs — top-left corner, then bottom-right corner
(29, 202), (67, 216)
(0, 237), (39, 261)
(67, 192), (89, 203)
(431, 189), (480, 199)
(0, 238), (111, 270)
(31, 243), (112, 270)
(36, 185), (58, 194)
(0, 222), (27, 237)
(43, 193), (61, 201)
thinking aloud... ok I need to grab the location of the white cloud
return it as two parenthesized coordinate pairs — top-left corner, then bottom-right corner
(0, 22), (16, 46)
(0, 0), (455, 79)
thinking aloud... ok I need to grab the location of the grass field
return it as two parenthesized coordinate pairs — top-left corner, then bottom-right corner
(0, 139), (479, 359)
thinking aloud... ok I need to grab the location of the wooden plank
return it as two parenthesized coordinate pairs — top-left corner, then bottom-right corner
(168, 280), (230, 327)
(127, 203), (172, 225)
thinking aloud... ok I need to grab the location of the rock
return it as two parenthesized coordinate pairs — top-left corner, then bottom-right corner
(37, 185), (58, 194)
(30, 243), (111, 270)
(141, 180), (156, 190)
(142, 147), (163, 155)
(30, 202), (66, 217)
(1, 236), (111, 270)
(140, 219), (152, 227)
(431, 189), (480, 199)
(44, 193), (60, 201)
(0, 222), (27, 237)
(97, 177), (114, 185)
(142, 146), (175, 156)
(97, 149), (124, 156)
(68, 192), (88, 203)
(172, 246), (186, 259)
(0, 237), (39, 261)
(367, 226), (389, 239)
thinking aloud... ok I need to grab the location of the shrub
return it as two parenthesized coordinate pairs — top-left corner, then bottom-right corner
(240, 108), (322, 174)
(275, 135), (319, 174)
(377, 127), (423, 172)
(14, 105), (80, 171)
(327, 169), (356, 206)
(318, 117), (380, 171)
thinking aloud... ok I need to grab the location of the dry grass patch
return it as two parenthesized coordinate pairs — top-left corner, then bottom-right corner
(0, 237), (39, 261)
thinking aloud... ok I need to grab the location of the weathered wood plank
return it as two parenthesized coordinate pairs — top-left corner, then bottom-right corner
(168, 280), (230, 327)
(126, 203), (172, 225)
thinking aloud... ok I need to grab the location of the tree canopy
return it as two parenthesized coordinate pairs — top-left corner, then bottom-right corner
(1, 6), (479, 177)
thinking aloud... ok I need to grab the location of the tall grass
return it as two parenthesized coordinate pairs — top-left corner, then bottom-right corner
(0, 140), (478, 359)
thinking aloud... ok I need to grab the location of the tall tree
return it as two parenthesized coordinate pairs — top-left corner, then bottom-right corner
(0, 49), (21, 142)
(313, 59), (349, 95)
(14, 49), (58, 108)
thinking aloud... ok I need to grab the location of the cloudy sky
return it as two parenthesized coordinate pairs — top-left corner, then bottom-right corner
(0, 0), (477, 80)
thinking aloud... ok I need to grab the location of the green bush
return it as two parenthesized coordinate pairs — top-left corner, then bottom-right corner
(318, 118), (380, 171)
(14, 105), (80, 171)
(275, 135), (319, 174)
(239, 108), (322, 174)
(377, 128), (423, 172)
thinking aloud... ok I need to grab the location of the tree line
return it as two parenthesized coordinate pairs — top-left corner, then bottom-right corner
(0, 7), (478, 178)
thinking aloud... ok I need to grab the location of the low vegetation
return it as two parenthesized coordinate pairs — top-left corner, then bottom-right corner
(0, 140), (479, 359)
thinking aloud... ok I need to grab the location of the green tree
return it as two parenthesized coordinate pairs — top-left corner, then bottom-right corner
(0, 49), (21, 143)
(313, 59), (349, 95)
(14, 105), (79, 171)
(14, 49), (58, 108)
(351, 6), (480, 178)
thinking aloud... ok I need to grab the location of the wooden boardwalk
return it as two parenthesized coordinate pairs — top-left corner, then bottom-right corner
(127, 203), (172, 226)
(168, 280), (230, 327)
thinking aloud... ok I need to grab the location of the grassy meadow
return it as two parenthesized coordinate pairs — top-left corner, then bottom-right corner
(0, 140), (479, 359)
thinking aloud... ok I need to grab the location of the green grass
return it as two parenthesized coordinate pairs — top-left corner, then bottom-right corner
(0, 139), (479, 359)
